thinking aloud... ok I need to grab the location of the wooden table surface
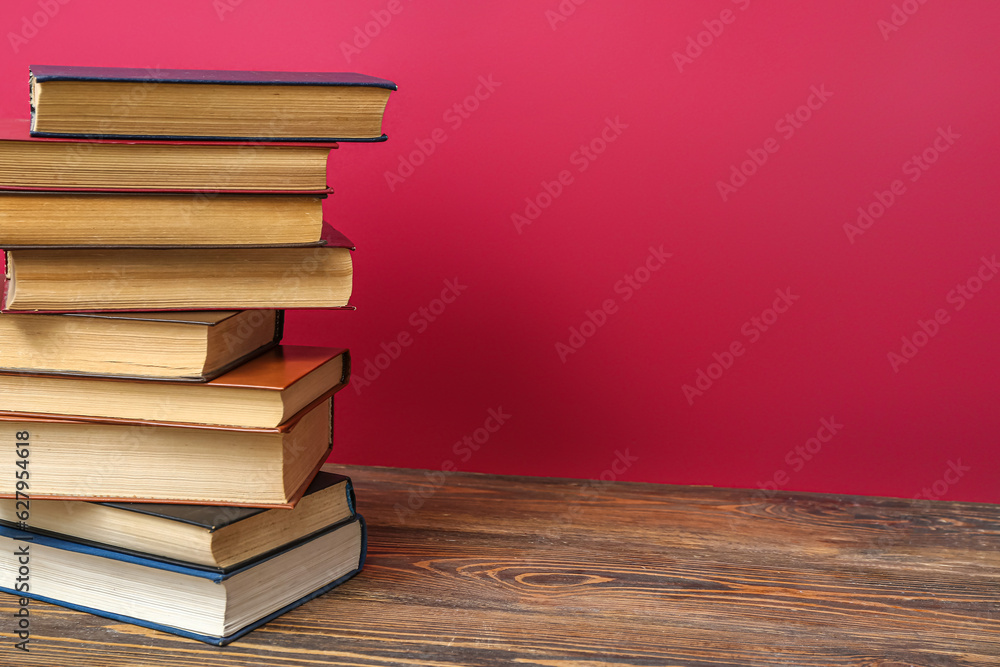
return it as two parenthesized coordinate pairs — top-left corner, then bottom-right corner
(1, 464), (998, 666)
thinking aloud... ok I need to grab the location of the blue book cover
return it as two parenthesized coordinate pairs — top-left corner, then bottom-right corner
(0, 515), (366, 645)
(0, 471), (358, 574)
(29, 66), (396, 143)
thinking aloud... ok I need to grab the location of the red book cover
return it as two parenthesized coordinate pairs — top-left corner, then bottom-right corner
(0, 345), (350, 430)
(0, 118), (337, 194)
(1, 224), (356, 313)
(0, 203), (354, 250)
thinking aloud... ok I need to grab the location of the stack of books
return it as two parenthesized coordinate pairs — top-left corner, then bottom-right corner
(0, 65), (395, 645)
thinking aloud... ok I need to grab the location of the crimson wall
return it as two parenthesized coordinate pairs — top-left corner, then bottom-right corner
(2, 0), (998, 502)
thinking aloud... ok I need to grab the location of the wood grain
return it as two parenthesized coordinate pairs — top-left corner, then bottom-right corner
(0, 464), (997, 666)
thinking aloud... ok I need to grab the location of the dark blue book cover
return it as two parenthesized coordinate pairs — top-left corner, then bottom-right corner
(31, 65), (397, 89)
(29, 66), (396, 143)
(0, 515), (366, 645)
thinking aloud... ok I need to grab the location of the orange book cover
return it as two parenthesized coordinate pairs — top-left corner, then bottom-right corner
(0, 345), (351, 423)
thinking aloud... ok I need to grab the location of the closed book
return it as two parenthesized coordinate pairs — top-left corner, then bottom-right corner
(0, 118), (335, 193)
(30, 66), (396, 142)
(1, 223), (354, 312)
(0, 471), (356, 571)
(0, 345), (350, 427)
(0, 397), (335, 507)
(0, 191), (330, 248)
(0, 515), (366, 645)
(0, 309), (283, 381)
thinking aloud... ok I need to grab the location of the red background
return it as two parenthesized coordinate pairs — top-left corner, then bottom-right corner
(2, 0), (998, 503)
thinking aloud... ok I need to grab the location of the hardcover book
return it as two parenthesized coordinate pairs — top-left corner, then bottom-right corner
(30, 66), (397, 142)
(0, 471), (356, 570)
(1, 224), (354, 312)
(0, 119), (335, 193)
(0, 515), (366, 645)
(0, 345), (350, 427)
(0, 397), (335, 506)
(0, 310), (283, 381)
(0, 191), (329, 247)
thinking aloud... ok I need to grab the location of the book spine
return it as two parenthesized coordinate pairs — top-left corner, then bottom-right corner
(340, 349), (352, 388)
(274, 310), (286, 345)
(195, 310), (286, 382)
(1, 251), (10, 310)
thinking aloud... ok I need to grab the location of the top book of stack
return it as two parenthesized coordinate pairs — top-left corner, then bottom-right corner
(29, 66), (397, 143)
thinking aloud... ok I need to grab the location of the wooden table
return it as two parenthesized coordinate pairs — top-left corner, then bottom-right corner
(2, 464), (998, 666)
